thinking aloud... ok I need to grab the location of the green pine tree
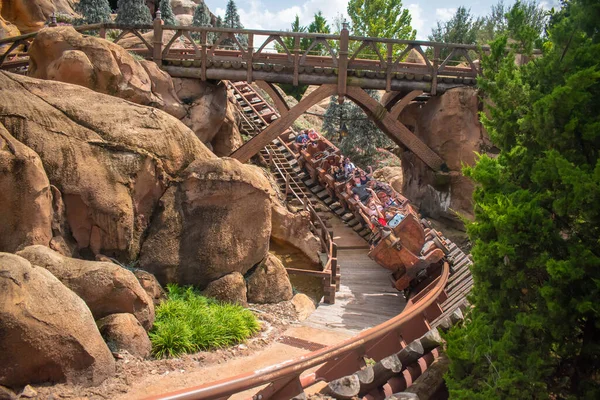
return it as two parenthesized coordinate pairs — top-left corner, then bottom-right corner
(158, 0), (177, 26)
(192, 2), (212, 41)
(323, 91), (393, 168)
(444, 0), (600, 398)
(428, 6), (484, 59)
(222, 0), (247, 48)
(115, 0), (152, 25)
(74, 0), (112, 25)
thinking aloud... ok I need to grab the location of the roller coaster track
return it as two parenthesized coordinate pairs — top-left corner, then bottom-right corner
(146, 83), (474, 399)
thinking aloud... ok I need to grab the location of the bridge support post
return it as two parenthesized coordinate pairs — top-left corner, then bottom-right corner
(153, 11), (163, 67)
(337, 23), (349, 104)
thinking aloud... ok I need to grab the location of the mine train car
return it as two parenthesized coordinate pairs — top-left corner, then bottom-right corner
(293, 134), (451, 297)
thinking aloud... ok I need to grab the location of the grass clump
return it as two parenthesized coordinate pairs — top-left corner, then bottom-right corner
(149, 284), (260, 358)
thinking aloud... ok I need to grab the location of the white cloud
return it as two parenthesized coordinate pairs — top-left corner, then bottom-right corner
(407, 3), (426, 40)
(435, 7), (456, 23)
(217, 0), (349, 32)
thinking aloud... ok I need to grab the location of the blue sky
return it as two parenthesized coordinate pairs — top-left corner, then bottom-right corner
(206, 0), (559, 40)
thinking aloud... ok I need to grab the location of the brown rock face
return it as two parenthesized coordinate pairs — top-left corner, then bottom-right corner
(270, 203), (320, 265)
(133, 269), (167, 307)
(211, 98), (243, 157)
(96, 313), (152, 359)
(398, 87), (486, 226)
(0, 253), (115, 387)
(140, 158), (273, 288)
(0, 71), (213, 260)
(202, 272), (248, 306)
(0, 126), (53, 253)
(17, 245), (155, 331)
(28, 27), (186, 119)
(246, 254), (293, 304)
(174, 78), (228, 144)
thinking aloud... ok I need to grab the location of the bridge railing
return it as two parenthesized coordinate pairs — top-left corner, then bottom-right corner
(1, 17), (483, 94)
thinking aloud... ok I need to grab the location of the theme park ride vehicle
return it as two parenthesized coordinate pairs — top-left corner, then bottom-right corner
(297, 134), (450, 297)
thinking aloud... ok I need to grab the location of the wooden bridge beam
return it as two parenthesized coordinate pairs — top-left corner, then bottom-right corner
(255, 80), (290, 114)
(345, 87), (445, 171)
(230, 84), (338, 163)
(389, 90), (424, 121)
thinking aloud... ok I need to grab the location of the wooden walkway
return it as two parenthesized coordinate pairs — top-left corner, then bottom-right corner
(302, 216), (406, 335)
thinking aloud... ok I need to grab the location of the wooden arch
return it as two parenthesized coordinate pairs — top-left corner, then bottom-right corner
(230, 85), (444, 171)
(255, 81), (290, 115)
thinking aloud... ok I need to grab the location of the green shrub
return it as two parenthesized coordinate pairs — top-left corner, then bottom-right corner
(149, 284), (260, 358)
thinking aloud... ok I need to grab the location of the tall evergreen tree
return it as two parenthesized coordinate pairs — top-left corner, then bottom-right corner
(428, 7), (484, 59)
(158, 0), (177, 26)
(115, 0), (152, 25)
(74, 0), (112, 25)
(444, 0), (600, 398)
(221, 0), (247, 47)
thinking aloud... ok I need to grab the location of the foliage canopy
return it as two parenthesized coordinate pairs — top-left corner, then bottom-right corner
(444, 0), (600, 398)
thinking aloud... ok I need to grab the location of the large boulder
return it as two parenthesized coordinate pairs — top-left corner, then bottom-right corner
(0, 126), (53, 253)
(17, 245), (155, 331)
(292, 293), (316, 321)
(271, 203), (320, 265)
(0, 253), (114, 387)
(171, 0), (197, 15)
(0, 71), (214, 260)
(398, 87), (487, 227)
(202, 272), (248, 306)
(96, 313), (152, 359)
(246, 254), (293, 304)
(139, 158), (273, 288)
(28, 27), (186, 119)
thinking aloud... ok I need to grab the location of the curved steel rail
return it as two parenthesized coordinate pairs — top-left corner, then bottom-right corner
(148, 261), (449, 400)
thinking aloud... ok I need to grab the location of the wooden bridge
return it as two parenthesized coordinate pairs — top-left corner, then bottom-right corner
(0, 14), (485, 172)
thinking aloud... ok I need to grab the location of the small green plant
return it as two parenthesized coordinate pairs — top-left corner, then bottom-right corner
(149, 284), (260, 358)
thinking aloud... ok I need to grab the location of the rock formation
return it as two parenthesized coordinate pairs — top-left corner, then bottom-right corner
(0, 127), (53, 253)
(271, 202), (320, 265)
(17, 245), (155, 330)
(0, 70), (212, 260)
(26, 28), (242, 156)
(139, 158), (273, 288)
(28, 27), (186, 119)
(246, 254), (293, 304)
(96, 313), (152, 359)
(396, 87), (489, 227)
(0, 252), (115, 387)
(202, 272), (248, 306)
(0, 71), (274, 296)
